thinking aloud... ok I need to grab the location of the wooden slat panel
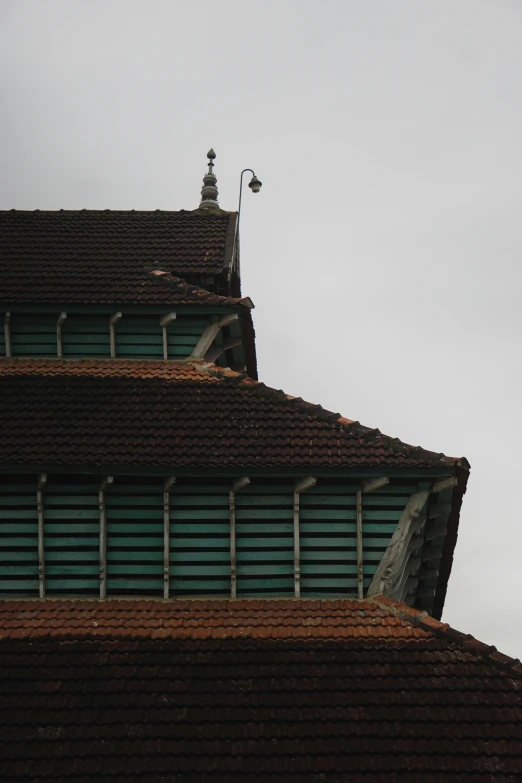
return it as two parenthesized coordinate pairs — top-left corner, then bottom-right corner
(44, 483), (99, 595)
(106, 485), (163, 595)
(107, 578), (163, 591)
(169, 485), (229, 596)
(115, 318), (163, 358)
(62, 317), (110, 358)
(0, 481), (39, 596)
(10, 315), (56, 357)
(300, 491), (405, 598)
(166, 317), (212, 360)
(236, 486), (294, 597)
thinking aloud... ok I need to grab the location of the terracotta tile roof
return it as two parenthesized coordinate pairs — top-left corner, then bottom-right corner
(141, 267), (253, 308)
(0, 359), (463, 469)
(0, 209), (238, 304)
(0, 596), (520, 780)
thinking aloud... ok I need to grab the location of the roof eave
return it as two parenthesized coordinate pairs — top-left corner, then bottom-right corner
(431, 460), (471, 620)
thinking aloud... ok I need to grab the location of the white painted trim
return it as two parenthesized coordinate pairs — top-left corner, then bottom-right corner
(293, 476), (316, 598)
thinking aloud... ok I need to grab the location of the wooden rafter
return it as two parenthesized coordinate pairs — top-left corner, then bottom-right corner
(109, 312), (122, 358)
(56, 312), (67, 358)
(37, 473), (47, 599)
(205, 338), (242, 364)
(3, 311), (11, 357)
(99, 475), (114, 599)
(159, 313), (177, 360)
(190, 313), (239, 359)
(362, 476), (389, 494)
(229, 477), (250, 598)
(163, 476), (176, 599)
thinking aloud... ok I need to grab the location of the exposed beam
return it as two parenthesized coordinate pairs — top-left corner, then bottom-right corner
(362, 476), (389, 494)
(431, 477), (458, 493)
(229, 477), (250, 598)
(190, 313), (239, 359)
(294, 476), (316, 598)
(56, 312), (67, 358)
(163, 476), (176, 599)
(109, 312), (122, 359)
(99, 475), (113, 599)
(37, 472), (47, 599)
(367, 490), (430, 596)
(159, 312), (177, 360)
(3, 311), (11, 357)
(205, 338), (242, 364)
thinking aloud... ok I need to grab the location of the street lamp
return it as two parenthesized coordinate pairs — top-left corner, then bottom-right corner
(238, 168), (262, 230)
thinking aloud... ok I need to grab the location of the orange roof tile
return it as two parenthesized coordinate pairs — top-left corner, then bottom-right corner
(0, 596), (520, 780)
(0, 359), (466, 469)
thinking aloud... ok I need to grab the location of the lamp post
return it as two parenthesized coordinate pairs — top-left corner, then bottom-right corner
(237, 168), (262, 232)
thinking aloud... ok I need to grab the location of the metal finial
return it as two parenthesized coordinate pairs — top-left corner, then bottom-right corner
(199, 149), (219, 210)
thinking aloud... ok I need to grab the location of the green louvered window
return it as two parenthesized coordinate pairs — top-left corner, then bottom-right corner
(0, 479), (38, 595)
(170, 484), (230, 596)
(62, 317), (110, 358)
(10, 315), (57, 357)
(115, 317), (163, 358)
(1, 312), (220, 361)
(0, 475), (419, 599)
(106, 484), (164, 594)
(166, 316), (211, 360)
(43, 482), (100, 595)
(236, 483), (294, 596)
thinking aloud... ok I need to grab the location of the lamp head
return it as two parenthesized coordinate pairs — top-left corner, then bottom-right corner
(248, 175), (262, 194)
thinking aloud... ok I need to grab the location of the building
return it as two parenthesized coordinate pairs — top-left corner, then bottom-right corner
(0, 152), (521, 780)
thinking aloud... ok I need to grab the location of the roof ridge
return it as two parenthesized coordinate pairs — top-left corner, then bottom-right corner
(142, 266), (254, 308)
(188, 361), (457, 466)
(1, 208), (236, 216)
(370, 594), (522, 680)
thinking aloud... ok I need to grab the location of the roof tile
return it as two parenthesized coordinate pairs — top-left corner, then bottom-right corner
(0, 358), (461, 468)
(0, 209), (238, 304)
(0, 596), (520, 779)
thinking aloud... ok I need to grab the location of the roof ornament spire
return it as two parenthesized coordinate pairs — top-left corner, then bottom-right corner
(199, 148), (220, 210)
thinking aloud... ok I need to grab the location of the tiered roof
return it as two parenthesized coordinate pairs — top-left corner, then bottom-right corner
(0, 209), (238, 303)
(1, 193), (518, 779)
(0, 358), (464, 470)
(1, 596), (521, 781)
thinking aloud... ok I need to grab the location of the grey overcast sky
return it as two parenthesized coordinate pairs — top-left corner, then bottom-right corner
(1, 0), (522, 654)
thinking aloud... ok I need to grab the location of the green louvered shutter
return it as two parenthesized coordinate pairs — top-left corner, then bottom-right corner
(106, 483), (164, 594)
(236, 483), (294, 596)
(44, 482), (100, 595)
(0, 479), (38, 596)
(10, 315), (57, 356)
(62, 316), (110, 358)
(170, 484), (230, 595)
